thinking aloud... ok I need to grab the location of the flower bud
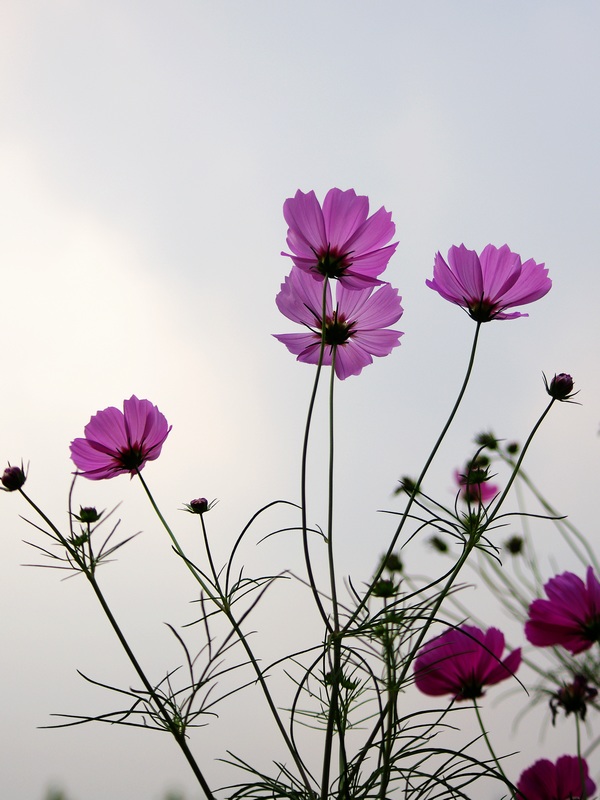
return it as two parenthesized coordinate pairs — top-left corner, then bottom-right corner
(372, 579), (398, 598)
(544, 372), (577, 401)
(504, 535), (524, 555)
(1, 464), (26, 491)
(77, 506), (101, 523)
(394, 476), (417, 496)
(429, 535), (448, 553)
(380, 552), (403, 573)
(475, 432), (499, 450)
(184, 497), (216, 515)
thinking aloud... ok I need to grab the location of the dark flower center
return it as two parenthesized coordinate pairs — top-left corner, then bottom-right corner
(459, 675), (484, 700)
(317, 246), (352, 279)
(324, 313), (354, 345)
(117, 443), (146, 470)
(467, 296), (498, 322)
(582, 616), (600, 642)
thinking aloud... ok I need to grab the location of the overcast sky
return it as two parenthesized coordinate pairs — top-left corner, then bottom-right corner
(2, 2), (600, 798)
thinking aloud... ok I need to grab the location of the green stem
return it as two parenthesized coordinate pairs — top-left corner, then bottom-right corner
(347, 536), (478, 787)
(473, 698), (510, 789)
(346, 321), (483, 629)
(378, 607), (397, 800)
(138, 476), (316, 795)
(19, 489), (215, 799)
(136, 471), (219, 602)
(320, 350), (349, 800)
(300, 277), (333, 630)
(484, 399), (555, 527)
(87, 574), (216, 800)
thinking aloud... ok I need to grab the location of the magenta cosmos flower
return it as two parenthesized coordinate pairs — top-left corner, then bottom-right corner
(282, 188), (398, 289)
(414, 624), (521, 700)
(426, 243), (551, 321)
(70, 396), (171, 480)
(273, 266), (403, 380)
(525, 567), (600, 655)
(517, 755), (596, 800)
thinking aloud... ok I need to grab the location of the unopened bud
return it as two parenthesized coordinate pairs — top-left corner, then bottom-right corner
(1, 464), (26, 492)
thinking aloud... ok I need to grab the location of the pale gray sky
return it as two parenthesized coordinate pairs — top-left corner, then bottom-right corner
(1, 2), (599, 798)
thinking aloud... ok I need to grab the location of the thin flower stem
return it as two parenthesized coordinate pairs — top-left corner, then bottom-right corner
(575, 714), (589, 798)
(327, 347), (340, 632)
(86, 574), (216, 800)
(347, 536), (478, 787)
(300, 277), (333, 631)
(18, 489), (216, 799)
(137, 475), (316, 795)
(346, 321), (483, 630)
(472, 698), (511, 790)
(19, 489), (70, 546)
(378, 604), (397, 800)
(135, 471), (220, 603)
(216, 597), (317, 795)
(199, 513), (221, 589)
(320, 349), (349, 800)
(484, 399), (555, 527)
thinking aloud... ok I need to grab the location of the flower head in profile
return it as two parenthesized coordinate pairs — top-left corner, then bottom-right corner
(426, 243), (551, 321)
(525, 567), (600, 654)
(282, 188), (398, 289)
(517, 755), (595, 800)
(70, 396), (171, 480)
(414, 624), (521, 700)
(273, 267), (403, 380)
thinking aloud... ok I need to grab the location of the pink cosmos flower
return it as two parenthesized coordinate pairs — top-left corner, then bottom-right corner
(525, 567), (600, 654)
(282, 188), (398, 289)
(273, 266), (403, 380)
(70, 396), (171, 480)
(426, 243), (551, 321)
(517, 755), (596, 800)
(413, 624), (521, 700)
(454, 467), (499, 505)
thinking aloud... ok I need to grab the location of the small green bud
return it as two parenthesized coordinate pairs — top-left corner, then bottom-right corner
(77, 506), (101, 523)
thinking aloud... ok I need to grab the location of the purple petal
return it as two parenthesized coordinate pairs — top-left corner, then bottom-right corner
(283, 190), (327, 259)
(322, 188), (369, 249)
